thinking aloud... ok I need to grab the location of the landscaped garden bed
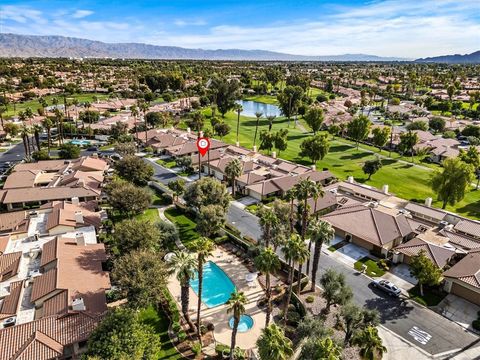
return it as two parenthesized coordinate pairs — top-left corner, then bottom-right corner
(354, 257), (386, 277)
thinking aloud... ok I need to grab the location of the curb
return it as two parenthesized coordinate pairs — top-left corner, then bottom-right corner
(379, 324), (434, 359)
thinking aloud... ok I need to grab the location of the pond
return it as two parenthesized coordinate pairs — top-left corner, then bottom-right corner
(236, 100), (282, 118)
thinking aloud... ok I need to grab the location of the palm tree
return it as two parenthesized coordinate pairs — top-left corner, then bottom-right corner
(300, 337), (343, 360)
(169, 251), (198, 332)
(20, 124), (31, 158)
(257, 206), (279, 248)
(193, 237), (215, 345)
(225, 158), (243, 197)
(253, 112), (263, 148)
(54, 108), (64, 145)
(139, 101), (149, 142)
(234, 103), (243, 145)
(305, 183), (324, 275)
(256, 324), (293, 360)
(282, 234), (309, 322)
(42, 118), (53, 156)
(284, 189), (296, 234)
(254, 248), (280, 327)
(32, 124), (43, 152)
(267, 115), (276, 132)
(130, 104), (139, 141)
(308, 220), (335, 292)
(353, 326), (387, 360)
(226, 290), (248, 360)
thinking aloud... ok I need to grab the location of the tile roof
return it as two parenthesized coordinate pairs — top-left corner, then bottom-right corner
(395, 237), (455, 268)
(321, 204), (413, 246)
(0, 211), (29, 235)
(0, 280), (24, 320)
(404, 202), (446, 222)
(454, 219), (480, 238)
(0, 187), (98, 205)
(72, 157), (109, 172)
(0, 312), (101, 360)
(337, 181), (390, 202)
(443, 252), (480, 289)
(0, 252), (22, 281)
(0, 236), (9, 254)
(2, 170), (40, 189)
(442, 230), (480, 251)
(13, 160), (68, 173)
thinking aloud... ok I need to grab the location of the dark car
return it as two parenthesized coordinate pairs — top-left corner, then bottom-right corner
(371, 279), (401, 297)
(87, 146), (99, 152)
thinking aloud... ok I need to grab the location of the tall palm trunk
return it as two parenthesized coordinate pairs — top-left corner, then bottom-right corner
(236, 111), (240, 144)
(301, 198), (308, 274)
(289, 199), (294, 234)
(34, 131), (41, 151)
(181, 284), (196, 332)
(196, 262), (204, 345)
(310, 240), (323, 292)
(283, 261), (295, 323)
(296, 262), (302, 294)
(230, 317), (239, 360)
(46, 129), (51, 156)
(265, 272), (271, 327)
(253, 118), (260, 147)
(231, 176), (236, 197)
(22, 136), (29, 157)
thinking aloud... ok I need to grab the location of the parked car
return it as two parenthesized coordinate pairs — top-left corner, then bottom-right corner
(371, 279), (401, 297)
(87, 146), (99, 152)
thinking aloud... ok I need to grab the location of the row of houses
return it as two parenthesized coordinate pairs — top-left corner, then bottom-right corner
(0, 157), (111, 359)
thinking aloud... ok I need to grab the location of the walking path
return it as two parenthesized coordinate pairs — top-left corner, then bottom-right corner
(158, 205), (186, 251)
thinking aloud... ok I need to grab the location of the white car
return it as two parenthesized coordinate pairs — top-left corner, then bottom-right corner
(371, 279), (401, 297)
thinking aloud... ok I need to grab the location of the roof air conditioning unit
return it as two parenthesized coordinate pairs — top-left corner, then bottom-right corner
(2, 316), (16, 327)
(28, 269), (42, 278)
(72, 297), (86, 311)
(438, 220), (449, 229)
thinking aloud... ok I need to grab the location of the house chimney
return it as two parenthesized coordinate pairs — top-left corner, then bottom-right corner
(311, 164), (316, 171)
(347, 176), (354, 183)
(382, 184), (389, 194)
(72, 297), (86, 311)
(199, 131), (204, 138)
(425, 197), (432, 207)
(187, 127), (191, 134)
(71, 197), (80, 205)
(75, 211), (84, 224)
(236, 141), (240, 147)
(253, 145), (257, 152)
(272, 151), (277, 159)
(76, 233), (86, 246)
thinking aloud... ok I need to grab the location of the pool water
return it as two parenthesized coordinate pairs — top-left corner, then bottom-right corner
(190, 261), (235, 308)
(70, 139), (91, 146)
(229, 315), (254, 332)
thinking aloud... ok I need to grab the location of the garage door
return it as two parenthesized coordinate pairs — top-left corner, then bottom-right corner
(451, 282), (480, 306)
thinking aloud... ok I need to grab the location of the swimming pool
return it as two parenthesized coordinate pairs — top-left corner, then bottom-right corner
(190, 261), (235, 308)
(229, 315), (254, 332)
(70, 139), (91, 146)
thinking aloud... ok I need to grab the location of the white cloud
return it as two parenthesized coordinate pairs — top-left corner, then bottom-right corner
(72, 10), (94, 19)
(0, 5), (46, 24)
(174, 19), (207, 27)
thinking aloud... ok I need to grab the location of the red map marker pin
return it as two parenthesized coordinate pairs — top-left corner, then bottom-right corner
(196, 137), (210, 157)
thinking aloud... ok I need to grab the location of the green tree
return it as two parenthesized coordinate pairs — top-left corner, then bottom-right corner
(257, 205), (279, 248)
(168, 179), (186, 202)
(259, 130), (275, 153)
(347, 115), (371, 149)
(41, 117), (53, 156)
(274, 128), (288, 154)
(308, 220), (335, 292)
(304, 106), (324, 134)
(175, 155), (193, 173)
(4, 122), (20, 138)
(282, 234), (309, 322)
(86, 308), (161, 360)
(107, 181), (152, 215)
(112, 249), (168, 308)
(409, 250), (443, 296)
(145, 111), (163, 127)
(363, 158), (383, 180)
(115, 155), (154, 186)
(353, 326), (387, 360)
(300, 337), (343, 360)
(431, 157), (474, 209)
(300, 133), (330, 164)
(58, 143), (81, 159)
(169, 251), (198, 332)
(277, 85), (304, 127)
(115, 142), (136, 156)
(406, 121), (428, 131)
(157, 220), (179, 248)
(398, 130), (419, 163)
(371, 127), (390, 151)
(459, 146), (480, 189)
(253, 111), (263, 147)
(320, 269), (353, 312)
(112, 218), (161, 255)
(340, 303), (368, 345)
(429, 117), (446, 134)
(184, 177), (230, 211)
(197, 204), (226, 237)
(193, 237), (215, 345)
(227, 291), (248, 360)
(257, 324), (293, 360)
(254, 248), (281, 326)
(210, 77), (241, 117)
(32, 149), (50, 161)
(225, 158), (243, 197)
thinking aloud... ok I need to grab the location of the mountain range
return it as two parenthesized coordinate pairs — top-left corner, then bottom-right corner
(0, 33), (478, 63)
(0, 33), (408, 61)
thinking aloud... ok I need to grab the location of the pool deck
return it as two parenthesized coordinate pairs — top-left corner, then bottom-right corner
(167, 248), (266, 350)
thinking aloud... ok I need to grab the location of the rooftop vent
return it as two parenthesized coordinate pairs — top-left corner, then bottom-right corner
(72, 297), (86, 311)
(2, 317), (16, 328)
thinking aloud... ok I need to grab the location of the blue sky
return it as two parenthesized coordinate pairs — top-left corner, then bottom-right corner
(0, 0), (479, 57)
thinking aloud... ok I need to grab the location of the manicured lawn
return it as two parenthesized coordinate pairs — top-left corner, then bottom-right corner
(135, 208), (160, 223)
(354, 257), (386, 277)
(408, 286), (447, 307)
(243, 94), (279, 105)
(139, 305), (183, 360)
(199, 107), (480, 220)
(156, 158), (176, 168)
(3, 92), (110, 118)
(164, 207), (199, 249)
(245, 204), (258, 214)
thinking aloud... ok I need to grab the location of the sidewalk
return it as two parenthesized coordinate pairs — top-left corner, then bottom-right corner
(378, 326), (431, 360)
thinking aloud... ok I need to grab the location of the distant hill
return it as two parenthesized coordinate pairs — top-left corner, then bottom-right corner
(415, 50), (480, 64)
(0, 33), (409, 62)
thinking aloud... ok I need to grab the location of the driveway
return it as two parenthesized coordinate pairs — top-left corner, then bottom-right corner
(438, 294), (480, 333)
